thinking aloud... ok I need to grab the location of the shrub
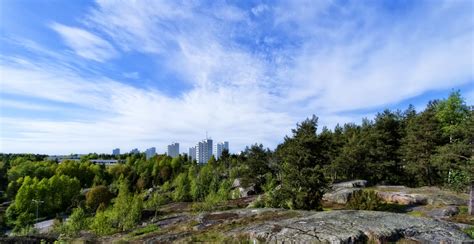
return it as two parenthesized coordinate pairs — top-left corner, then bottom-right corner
(446, 169), (471, 193)
(346, 190), (384, 211)
(86, 185), (114, 211)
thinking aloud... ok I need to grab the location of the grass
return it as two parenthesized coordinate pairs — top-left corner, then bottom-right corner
(463, 226), (474, 239)
(127, 224), (159, 237)
(407, 211), (426, 218)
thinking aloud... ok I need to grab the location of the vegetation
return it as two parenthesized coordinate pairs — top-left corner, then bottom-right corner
(0, 91), (472, 237)
(346, 190), (384, 211)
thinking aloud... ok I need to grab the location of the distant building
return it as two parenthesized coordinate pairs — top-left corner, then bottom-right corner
(189, 147), (196, 162)
(167, 143), (180, 158)
(196, 139), (213, 164)
(90, 159), (118, 166)
(145, 147), (156, 160)
(112, 148), (120, 156)
(130, 148), (140, 154)
(214, 141), (229, 159)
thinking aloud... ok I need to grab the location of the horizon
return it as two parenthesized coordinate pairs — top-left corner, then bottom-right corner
(1, 0), (473, 154)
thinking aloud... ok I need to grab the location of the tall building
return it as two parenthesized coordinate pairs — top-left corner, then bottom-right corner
(167, 143), (180, 158)
(112, 148), (120, 156)
(188, 147), (196, 162)
(130, 148), (140, 154)
(214, 141), (229, 159)
(145, 147), (156, 160)
(196, 139), (213, 164)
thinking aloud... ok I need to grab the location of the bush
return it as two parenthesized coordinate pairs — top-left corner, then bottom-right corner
(86, 185), (114, 211)
(90, 210), (115, 235)
(346, 190), (384, 211)
(60, 207), (90, 236)
(446, 169), (471, 193)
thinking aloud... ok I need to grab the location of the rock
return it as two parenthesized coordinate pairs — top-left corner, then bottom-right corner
(232, 178), (241, 188)
(332, 180), (367, 189)
(427, 206), (460, 218)
(426, 194), (467, 206)
(227, 210), (472, 243)
(239, 186), (256, 198)
(323, 187), (362, 204)
(377, 192), (427, 205)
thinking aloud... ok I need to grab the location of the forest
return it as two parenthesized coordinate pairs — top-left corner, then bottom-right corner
(0, 91), (472, 236)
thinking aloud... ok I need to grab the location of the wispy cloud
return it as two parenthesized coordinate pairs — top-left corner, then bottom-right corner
(0, 0), (473, 154)
(50, 22), (118, 62)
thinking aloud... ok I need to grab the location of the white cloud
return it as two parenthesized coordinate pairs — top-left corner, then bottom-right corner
(251, 4), (269, 16)
(50, 23), (117, 62)
(1, 1), (473, 154)
(0, 62), (293, 154)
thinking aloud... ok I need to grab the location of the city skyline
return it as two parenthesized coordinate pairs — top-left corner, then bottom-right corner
(1, 1), (473, 154)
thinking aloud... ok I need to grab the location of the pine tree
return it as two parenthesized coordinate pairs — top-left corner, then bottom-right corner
(275, 115), (328, 210)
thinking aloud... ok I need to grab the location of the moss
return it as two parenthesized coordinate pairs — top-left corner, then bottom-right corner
(463, 226), (474, 239)
(407, 211), (426, 218)
(127, 224), (159, 237)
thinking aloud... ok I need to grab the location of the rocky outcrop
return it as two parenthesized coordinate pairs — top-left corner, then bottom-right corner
(332, 180), (367, 189)
(426, 206), (460, 218)
(227, 209), (472, 243)
(323, 187), (362, 204)
(323, 180), (367, 204)
(376, 192), (427, 205)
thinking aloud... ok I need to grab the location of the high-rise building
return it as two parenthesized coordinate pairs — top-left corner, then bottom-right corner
(145, 147), (156, 160)
(167, 143), (180, 158)
(130, 148), (140, 154)
(214, 141), (229, 159)
(189, 147), (196, 162)
(196, 139), (213, 164)
(112, 148), (120, 156)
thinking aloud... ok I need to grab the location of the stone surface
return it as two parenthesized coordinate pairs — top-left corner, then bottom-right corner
(427, 206), (460, 218)
(239, 186), (256, 198)
(469, 183), (473, 215)
(332, 180), (368, 189)
(227, 209), (472, 243)
(232, 178), (241, 188)
(377, 192), (427, 205)
(323, 187), (362, 204)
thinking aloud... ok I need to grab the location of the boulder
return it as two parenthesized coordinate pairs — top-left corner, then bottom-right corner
(332, 180), (367, 189)
(323, 187), (362, 204)
(427, 206), (460, 218)
(232, 178), (242, 188)
(239, 186), (256, 198)
(227, 210), (472, 243)
(377, 192), (427, 205)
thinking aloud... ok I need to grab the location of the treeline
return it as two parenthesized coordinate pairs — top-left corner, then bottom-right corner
(0, 91), (472, 235)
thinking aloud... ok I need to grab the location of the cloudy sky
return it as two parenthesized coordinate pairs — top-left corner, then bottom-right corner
(0, 0), (473, 154)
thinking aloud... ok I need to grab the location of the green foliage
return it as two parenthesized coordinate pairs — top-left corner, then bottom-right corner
(463, 226), (474, 239)
(90, 209), (116, 235)
(241, 144), (271, 191)
(6, 175), (81, 229)
(346, 190), (384, 211)
(111, 178), (143, 231)
(86, 185), (114, 211)
(435, 90), (470, 139)
(172, 173), (190, 202)
(275, 116), (328, 210)
(60, 207), (89, 236)
(446, 169), (471, 192)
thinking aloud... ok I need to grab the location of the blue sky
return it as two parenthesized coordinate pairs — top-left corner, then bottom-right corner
(0, 0), (473, 154)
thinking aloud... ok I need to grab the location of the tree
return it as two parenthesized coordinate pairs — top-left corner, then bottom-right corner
(86, 185), (114, 212)
(399, 102), (444, 186)
(172, 173), (190, 202)
(435, 90), (470, 142)
(274, 116), (328, 210)
(241, 144), (271, 191)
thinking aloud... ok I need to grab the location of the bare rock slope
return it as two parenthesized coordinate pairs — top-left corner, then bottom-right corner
(224, 209), (471, 243)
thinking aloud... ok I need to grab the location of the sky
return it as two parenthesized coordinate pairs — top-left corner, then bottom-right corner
(0, 0), (473, 155)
